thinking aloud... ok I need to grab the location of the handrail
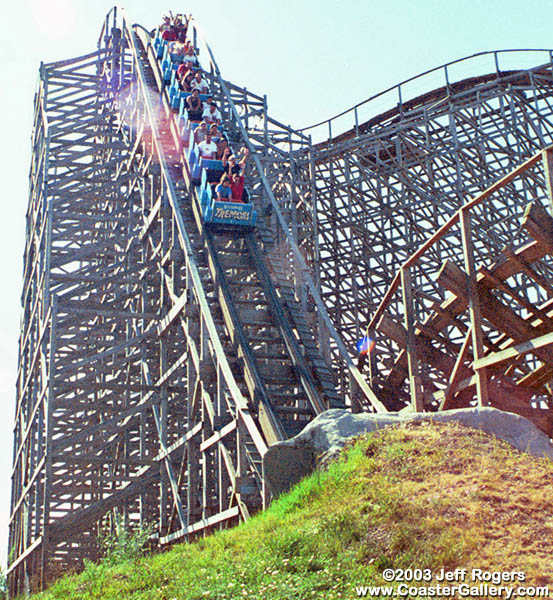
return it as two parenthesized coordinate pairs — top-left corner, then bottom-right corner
(182, 17), (310, 144)
(133, 23), (284, 449)
(97, 7), (118, 48)
(101, 7), (383, 411)
(299, 48), (553, 138)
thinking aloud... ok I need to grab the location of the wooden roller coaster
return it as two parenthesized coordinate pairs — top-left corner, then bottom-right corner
(8, 7), (553, 596)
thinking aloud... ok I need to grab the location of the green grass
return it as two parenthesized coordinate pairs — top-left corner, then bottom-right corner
(31, 421), (553, 599)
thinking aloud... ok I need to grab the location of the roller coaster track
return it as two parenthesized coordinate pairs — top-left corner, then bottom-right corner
(7, 8), (381, 595)
(9, 8), (553, 595)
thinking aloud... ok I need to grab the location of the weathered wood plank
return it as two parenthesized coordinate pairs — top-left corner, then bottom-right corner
(438, 259), (553, 376)
(521, 201), (553, 257)
(440, 327), (473, 411)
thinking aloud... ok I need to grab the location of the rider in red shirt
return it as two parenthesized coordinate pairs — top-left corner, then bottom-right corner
(230, 173), (245, 203)
(161, 26), (177, 41)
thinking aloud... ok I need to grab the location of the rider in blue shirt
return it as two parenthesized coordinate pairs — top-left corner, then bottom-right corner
(215, 174), (232, 200)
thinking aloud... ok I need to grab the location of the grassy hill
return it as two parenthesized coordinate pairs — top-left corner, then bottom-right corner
(32, 420), (553, 599)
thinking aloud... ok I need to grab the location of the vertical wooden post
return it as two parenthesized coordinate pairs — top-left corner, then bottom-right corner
(459, 208), (489, 407)
(41, 295), (57, 589)
(262, 461), (270, 512)
(186, 300), (200, 531)
(307, 136), (328, 365)
(200, 315), (210, 522)
(159, 343), (168, 535)
(401, 267), (424, 411)
(262, 94), (269, 146)
(542, 147), (553, 215)
(348, 372), (362, 413)
(236, 412), (247, 512)
(288, 151), (305, 314)
(216, 365), (224, 517)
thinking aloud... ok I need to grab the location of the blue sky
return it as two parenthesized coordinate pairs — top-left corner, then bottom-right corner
(0, 0), (552, 568)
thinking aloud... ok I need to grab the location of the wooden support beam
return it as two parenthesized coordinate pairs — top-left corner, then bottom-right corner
(378, 315), (459, 384)
(542, 147), (553, 215)
(473, 330), (553, 370)
(154, 422), (203, 462)
(48, 468), (159, 543)
(521, 201), (553, 257)
(438, 259), (553, 381)
(159, 506), (240, 546)
(502, 247), (553, 300)
(459, 208), (489, 407)
(400, 267), (424, 411)
(440, 326), (473, 411)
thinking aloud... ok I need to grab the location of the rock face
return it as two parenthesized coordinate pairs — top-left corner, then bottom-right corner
(263, 407), (553, 496)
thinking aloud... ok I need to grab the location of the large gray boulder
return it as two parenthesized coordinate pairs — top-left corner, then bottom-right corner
(263, 407), (553, 496)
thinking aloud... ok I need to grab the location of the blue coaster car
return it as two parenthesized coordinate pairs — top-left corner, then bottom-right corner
(199, 170), (255, 227)
(199, 158), (224, 183)
(203, 199), (257, 227)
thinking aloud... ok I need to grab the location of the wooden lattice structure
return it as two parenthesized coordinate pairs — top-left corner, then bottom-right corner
(308, 51), (553, 374)
(367, 150), (553, 433)
(8, 9), (377, 596)
(9, 8), (553, 596)
(307, 49), (553, 440)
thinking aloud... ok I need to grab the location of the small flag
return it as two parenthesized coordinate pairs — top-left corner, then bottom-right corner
(356, 335), (375, 355)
